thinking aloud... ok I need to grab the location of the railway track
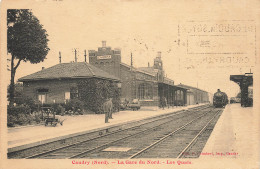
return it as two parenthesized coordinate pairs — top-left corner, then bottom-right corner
(74, 108), (222, 159)
(9, 105), (208, 158)
(130, 109), (222, 158)
(8, 105), (220, 159)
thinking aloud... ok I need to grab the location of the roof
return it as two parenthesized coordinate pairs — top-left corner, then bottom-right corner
(18, 62), (120, 82)
(120, 62), (132, 69)
(173, 85), (189, 90)
(164, 77), (174, 85)
(120, 63), (155, 77)
(177, 84), (207, 93)
(137, 67), (158, 76)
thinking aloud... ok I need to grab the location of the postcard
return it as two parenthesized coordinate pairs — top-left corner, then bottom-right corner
(0, 0), (259, 169)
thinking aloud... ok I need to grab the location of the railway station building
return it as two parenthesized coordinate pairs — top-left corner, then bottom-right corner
(18, 62), (120, 106)
(18, 41), (210, 108)
(89, 41), (188, 106)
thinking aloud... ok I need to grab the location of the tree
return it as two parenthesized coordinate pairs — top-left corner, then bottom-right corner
(7, 9), (49, 106)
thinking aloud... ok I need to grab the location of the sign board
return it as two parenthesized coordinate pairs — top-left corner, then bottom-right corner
(97, 55), (112, 60)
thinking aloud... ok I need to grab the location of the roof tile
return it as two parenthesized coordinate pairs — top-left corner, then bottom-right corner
(19, 62), (120, 82)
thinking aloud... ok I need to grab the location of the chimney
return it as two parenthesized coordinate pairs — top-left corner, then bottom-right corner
(42, 67), (45, 70)
(148, 62), (150, 67)
(84, 50), (87, 62)
(157, 51), (161, 58)
(102, 41), (106, 47)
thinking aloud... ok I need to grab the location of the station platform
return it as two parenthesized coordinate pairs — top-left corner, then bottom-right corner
(8, 104), (205, 149)
(201, 104), (259, 160)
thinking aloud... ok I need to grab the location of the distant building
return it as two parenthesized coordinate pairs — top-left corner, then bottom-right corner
(177, 84), (210, 105)
(89, 41), (188, 106)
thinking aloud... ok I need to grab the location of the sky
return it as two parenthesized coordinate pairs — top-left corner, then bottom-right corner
(5, 0), (259, 97)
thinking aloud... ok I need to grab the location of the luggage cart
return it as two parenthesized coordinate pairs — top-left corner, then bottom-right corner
(42, 107), (64, 127)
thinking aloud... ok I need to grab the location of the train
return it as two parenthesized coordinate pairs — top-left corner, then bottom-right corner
(213, 89), (228, 108)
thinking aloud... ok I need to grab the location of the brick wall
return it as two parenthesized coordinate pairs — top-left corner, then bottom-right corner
(89, 47), (121, 78)
(23, 79), (78, 104)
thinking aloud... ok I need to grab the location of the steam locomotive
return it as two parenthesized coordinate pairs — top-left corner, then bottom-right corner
(213, 89), (228, 108)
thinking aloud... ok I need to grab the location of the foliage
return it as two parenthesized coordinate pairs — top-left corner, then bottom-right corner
(7, 9), (49, 106)
(7, 114), (17, 127)
(7, 104), (46, 127)
(51, 103), (63, 115)
(8, 105), (32, 115)
(77, 78), (120, 114)
(7, 9), (49, 63)
(63, 98), (84, 113)
(7, 83), (38, 112)
(7, 105), (32, 127)
(7, 83), (23, 101)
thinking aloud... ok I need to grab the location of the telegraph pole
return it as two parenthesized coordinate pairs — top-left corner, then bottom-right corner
(59, 51), (61, 63)
(74, 49), (77, 62)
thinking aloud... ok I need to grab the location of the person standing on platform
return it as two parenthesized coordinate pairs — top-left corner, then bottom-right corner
(160, 96), (167, 110)
(108, 98), (113, 119)
(103, 98), (113, 123)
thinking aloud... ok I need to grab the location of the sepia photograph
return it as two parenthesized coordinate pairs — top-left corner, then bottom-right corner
(0, 0), (259, 169)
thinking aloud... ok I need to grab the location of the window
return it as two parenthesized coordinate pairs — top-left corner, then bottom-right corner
(38, 94), (46, 104)
(138, 83), (153, 100)
(37, 88), (49, 104)
(70, 87), (78, 99)
(65, 92), (70, 100)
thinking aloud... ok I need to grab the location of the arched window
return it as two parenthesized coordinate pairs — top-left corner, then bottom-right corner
(138, 83), (153, 100)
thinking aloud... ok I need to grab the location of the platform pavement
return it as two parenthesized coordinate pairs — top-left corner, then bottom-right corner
(8, 104), (206, 149)
(201, 104), (259, 161)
